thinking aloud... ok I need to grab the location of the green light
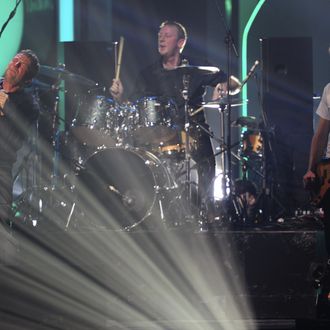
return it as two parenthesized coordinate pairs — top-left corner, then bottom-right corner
(241, 0), (266, 116)
(0, 0), (24, 75)
(57, 44), (66, 131)
(59, 0), (74, 42)
(225, 0), (232, 23)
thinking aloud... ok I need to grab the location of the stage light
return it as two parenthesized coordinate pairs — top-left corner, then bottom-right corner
(6, 142), (257, 329)
(214, 171), (225, 200)
(59, 0), (74, 42)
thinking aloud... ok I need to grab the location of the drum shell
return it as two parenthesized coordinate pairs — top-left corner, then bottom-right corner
(71, 96), (123, 147)
(133, 96), (180, 148)
(153, 131), (198, 157)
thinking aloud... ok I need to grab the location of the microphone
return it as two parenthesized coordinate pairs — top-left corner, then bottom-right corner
(241, 60), (259, 87)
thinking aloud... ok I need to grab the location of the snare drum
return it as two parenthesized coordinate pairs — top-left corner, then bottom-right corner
(133, 96), (180, 148)
(156, 131), (197, 156)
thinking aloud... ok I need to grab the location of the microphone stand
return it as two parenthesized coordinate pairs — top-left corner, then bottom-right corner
(214, 0), (239, 213)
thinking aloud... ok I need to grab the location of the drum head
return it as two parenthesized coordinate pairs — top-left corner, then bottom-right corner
(76, 148), (161, 229)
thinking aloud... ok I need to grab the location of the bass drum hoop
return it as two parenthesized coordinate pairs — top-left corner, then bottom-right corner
(75, 147), (175, 230)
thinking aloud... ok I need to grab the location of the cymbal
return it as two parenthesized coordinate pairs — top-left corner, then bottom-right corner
(189, 98), (247, 117)
(228, 75), (242, 95)
(38, 65), (97, 87)
(203, 98), (248, 109)
(172, 64), (220, 75)
(30, 78), (53, 90)
(232, 116), (258, 129)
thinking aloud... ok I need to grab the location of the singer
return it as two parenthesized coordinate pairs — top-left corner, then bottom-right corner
(0, 50), (40, 227)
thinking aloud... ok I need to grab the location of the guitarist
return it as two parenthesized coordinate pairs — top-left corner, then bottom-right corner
(304, 83), (330, 255)
(304, 83), (330, 316)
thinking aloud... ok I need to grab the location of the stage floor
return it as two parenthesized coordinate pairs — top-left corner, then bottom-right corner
(0, 214), (327, 329)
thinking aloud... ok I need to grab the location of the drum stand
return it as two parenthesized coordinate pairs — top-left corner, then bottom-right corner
(212, 102), (246, 222)
(12, 111), (44, 225)
(181, 70), (195, 220)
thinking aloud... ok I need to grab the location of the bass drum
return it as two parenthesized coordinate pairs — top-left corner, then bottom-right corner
(75, 147), (178, 230)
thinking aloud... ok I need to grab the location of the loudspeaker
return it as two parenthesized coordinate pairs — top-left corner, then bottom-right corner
(261, 37), (313, 211)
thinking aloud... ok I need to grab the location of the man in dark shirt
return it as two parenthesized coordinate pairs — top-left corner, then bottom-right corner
(110, 21), (228, 219)
(0, 49), (40, 223)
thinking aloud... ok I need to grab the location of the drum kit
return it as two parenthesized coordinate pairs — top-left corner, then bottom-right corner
(15, 58), (268, 231)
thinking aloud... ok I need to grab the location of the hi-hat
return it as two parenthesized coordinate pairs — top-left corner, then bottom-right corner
(189, 98), (248, 117)
(172, 64), (220, 75)
(38, 65), (97, 87)
(203, 97), (248, 109)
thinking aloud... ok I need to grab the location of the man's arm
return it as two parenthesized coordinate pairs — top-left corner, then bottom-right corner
(0, 90), (8, 116)
(304, 117), (330, 184)
(307, 117), (330, 172)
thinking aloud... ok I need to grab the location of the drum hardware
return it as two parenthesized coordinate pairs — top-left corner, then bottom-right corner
(231, 115), (258, 129)
(190, 98), (247, 118)
(172, 64), (220, 75)
(179, 59), (195, 219)
(174, 62), (227, 218)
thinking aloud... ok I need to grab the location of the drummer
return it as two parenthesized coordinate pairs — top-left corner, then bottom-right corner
(110, 20), (228, 216)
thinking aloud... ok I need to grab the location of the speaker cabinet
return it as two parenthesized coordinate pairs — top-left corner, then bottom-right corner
(261, 37), (313, 211)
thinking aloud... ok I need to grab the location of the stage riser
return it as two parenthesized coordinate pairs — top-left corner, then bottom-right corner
(0, 227), (322, 328)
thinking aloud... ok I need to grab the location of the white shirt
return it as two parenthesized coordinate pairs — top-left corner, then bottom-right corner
(316, 83), (330, 157)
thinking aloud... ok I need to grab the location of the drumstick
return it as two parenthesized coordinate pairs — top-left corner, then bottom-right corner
(113, 41), (118, 76)
(189, 105), (204, 117)
(115, 36), (124, 80)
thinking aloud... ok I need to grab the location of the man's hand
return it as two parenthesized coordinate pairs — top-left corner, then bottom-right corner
(0, 90), (8, 116)
(303, 169), (316, 189)
(109, 78), (123, 102)
(212, 82), (227, 100)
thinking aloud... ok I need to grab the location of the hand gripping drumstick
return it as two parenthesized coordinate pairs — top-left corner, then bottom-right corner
(115, 36), (124, 80)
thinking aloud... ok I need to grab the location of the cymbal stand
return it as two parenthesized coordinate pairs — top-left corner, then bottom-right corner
(181, 70), (194, 218)
(51, 93), (61, 189)
(214, 0), (239, 206)
(218, 103), (229, 198)
(12, 89), (43, 224)
(50, 67), (66, 190)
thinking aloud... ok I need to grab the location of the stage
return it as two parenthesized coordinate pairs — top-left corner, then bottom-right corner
(0, 214), (328, 329)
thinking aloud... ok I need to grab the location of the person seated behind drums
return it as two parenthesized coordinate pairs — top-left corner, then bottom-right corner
(110, 20), (229, 217)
